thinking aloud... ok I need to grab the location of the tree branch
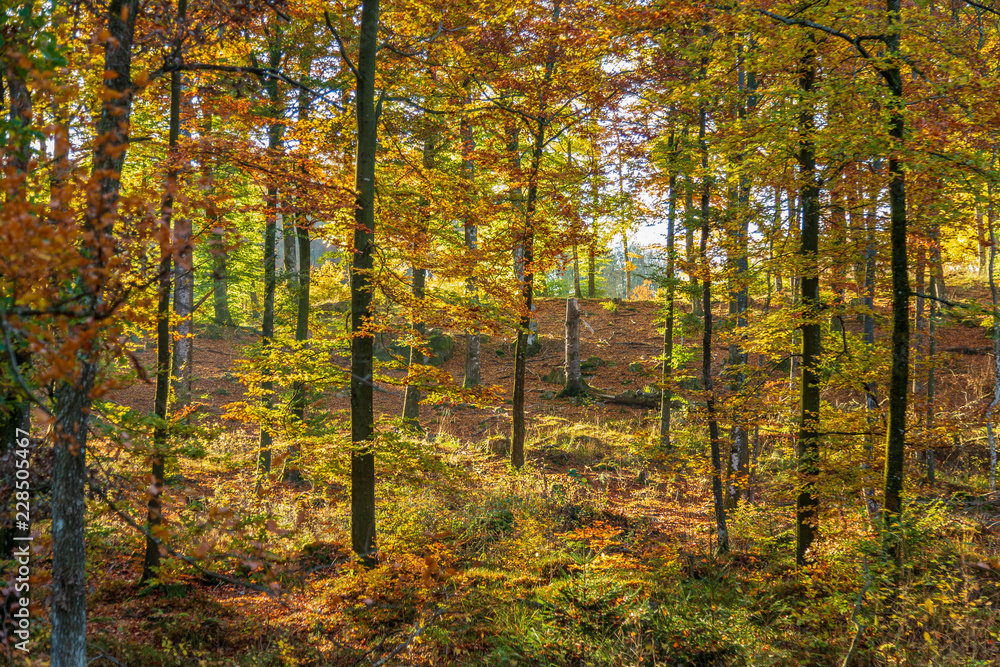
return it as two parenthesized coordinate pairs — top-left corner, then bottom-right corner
(324, 11), (361, 81)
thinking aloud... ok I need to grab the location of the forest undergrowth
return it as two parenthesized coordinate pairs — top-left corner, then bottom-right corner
(8, 405), (999, 667)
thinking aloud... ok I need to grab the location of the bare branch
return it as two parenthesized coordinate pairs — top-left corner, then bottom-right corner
(324, 11), (361, 81)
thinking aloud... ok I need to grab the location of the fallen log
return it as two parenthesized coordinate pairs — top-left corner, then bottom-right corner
(596, 392), (660, 408)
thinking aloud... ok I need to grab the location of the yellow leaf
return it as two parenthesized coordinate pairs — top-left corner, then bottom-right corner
(923, 632), (932, 643)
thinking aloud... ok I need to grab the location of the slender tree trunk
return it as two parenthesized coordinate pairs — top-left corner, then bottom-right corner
(978, 206), (987, 279)
(726, 58), (755, 509)
(350, 0), (380, 562)
(685, 178), (702, 317)
(461, 86), (481, 389)
(52, 2), (139, 664)
(403, 120), (435, 423)
(202, 109), (234, 327)
(171, 51), (194, 408)
(926, 251), (937, 484)
(512, 3), (561, 467)
(788, 188), (800, 394)
(587, 136), (599, 299)
(882, 0), (912, 561)
(282, 201), (297, 293)
(286, 56), (313, 484)
(0, 28), (34, 558)
(987, 172), (999, 494)
(774, 187), (784, 294)
(796, 41), (821, 567)
(863, 181), (880, 521)
(660, 138), (677, 449)
(142, 0), (186, 583)
(697, 85), (729, 553)
(588, 244), (596, 298)
(256, 36), (284, 491)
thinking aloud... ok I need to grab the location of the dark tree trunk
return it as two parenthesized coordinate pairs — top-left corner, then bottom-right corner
(863, 180), (880, 521)
(882, 0), (911, 561)
(726, 57), (755, 509)
(511, 3), (560, 468)
(795, 41), (821, 567)
(143, 0), (186, 584)
(350, 0), (380, 562)
(1, 25), (34, 558)
(698, 92), (728, 555)
(660, 136), (677, 449)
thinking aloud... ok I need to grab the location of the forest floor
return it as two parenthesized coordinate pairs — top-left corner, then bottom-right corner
(7, 283), (1000, 666)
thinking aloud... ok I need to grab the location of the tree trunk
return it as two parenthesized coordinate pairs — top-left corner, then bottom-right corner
(52, 2), (140, 664)
(171, 48), (194, 407)
(685, 178), (702, 317)
(0, 29), (34, 558)
(863, 179), (880, 521)
(511, 3), (561, 468)
(282, 204), (297, 293)
(987, 170), (999, 494)
(588, 244), (596, 298)
(204, 107), (234, 327)
(698, 89), (729, 554)
(286, 56), (313, 484)
(461, 86), (481, 389)
(796, 41), (821, 567)
(256, 35), (284, 491)
(882, 0), (911, 562)
(660, 139), (677, 449)
(726, 56), (755, 509)
(558, 298), (586, 397)
(351, 0), (380, 562)
(143, 0), (186, 583)
(403, 120), (436, 423)
(978, 206), (987, 279)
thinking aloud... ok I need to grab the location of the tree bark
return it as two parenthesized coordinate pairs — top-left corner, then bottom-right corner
(143, 0), (186, 584)
(351, 0), (380, 562)
(52, 2), (140, 664)
(286, 54), (313, 484)
(698, 85), (729, 554)
(660, 135), (677, 449)
(863, 178), (880, 521)
(256, 34), (284, 491)
(0, 23), (34, 558)
(558, 298), (585, 397)
(403, 119), (435, 424)
(882, 0), (912, 561)
(461, 85), (481, 389)
(171, 40), (194, 408)
(511, 3), (560, 468)
(796, 40), (821, 567)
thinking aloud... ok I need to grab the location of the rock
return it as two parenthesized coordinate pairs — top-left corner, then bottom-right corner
(526, 338), (542, 357)
(540, 390), (557, 400)
(495, 347), (506, 357)
(580, 356), (606, 373)
(628, 361), (645, 374)
(486, 436), (510, 456)
(542, 367), (566, 384)
(427, 329), (455, 366)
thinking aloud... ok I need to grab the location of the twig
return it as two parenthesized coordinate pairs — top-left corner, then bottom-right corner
(87, 479), (288, 605)
(841, 559), (872, 667)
